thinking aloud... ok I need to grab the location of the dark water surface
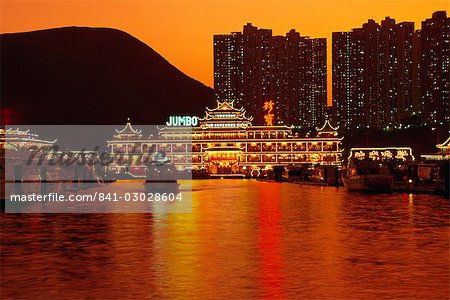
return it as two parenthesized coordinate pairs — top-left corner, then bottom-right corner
(1, 180), (449, 299)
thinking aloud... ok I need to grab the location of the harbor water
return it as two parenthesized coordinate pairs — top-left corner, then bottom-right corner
(1, 179), (449, 299)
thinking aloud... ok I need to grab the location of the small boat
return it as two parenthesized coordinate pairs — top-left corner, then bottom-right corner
(342, 174), (393, 192)
(342, 159), (393, 192)
(144, 161), (180, 192)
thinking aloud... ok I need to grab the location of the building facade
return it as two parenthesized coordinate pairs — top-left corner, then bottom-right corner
(418, 11), (450, 125)
(332, 30), (365, 130)
(333, 11), (449, 130)
(214, 24), (327, 127)
(213, 32), (244, 106)
(333, 18), (416, 130)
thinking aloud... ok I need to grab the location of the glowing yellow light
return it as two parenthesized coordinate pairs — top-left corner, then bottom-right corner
(263, 100), (275, 126)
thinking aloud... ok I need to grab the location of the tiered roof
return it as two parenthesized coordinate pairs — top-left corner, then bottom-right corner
(437, 137), (450, 149)
(1, 127), (57, 150)
(436, 137), (450, 154)
(199, 100), (253, 129)
(315, 120), (339, 137)
(114, 118), (142, 139)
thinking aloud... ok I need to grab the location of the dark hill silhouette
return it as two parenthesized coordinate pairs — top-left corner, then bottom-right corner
(1, 27), (214, 124)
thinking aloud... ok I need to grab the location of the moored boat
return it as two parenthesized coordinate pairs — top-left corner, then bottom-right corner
(342, 173), (393, 192)
(144, 162), (180, 192)
(342, 159), (393, 192)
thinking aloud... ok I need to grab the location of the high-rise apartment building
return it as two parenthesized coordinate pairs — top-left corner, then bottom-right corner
(213, 32), (244, 106)
(333, 11), (449, 130)
(332, 30), (365, 129)
(418, 11), (450, 124)
(269, 35), (289, 124)
(333, 18), (416, 129)
(393, 21), (415, 124)
(309, 38), (328, 127)
(214, 24), (327, 127)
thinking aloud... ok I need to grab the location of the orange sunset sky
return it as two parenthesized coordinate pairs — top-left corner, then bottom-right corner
(1, 0), (448, 105)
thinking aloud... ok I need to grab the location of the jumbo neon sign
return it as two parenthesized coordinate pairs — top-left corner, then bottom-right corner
(166, 116), (198, 127)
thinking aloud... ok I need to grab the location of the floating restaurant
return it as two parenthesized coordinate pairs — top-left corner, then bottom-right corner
(108, 101), (343, 177)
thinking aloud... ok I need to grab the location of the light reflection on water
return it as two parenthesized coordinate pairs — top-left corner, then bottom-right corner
(1, 179), (449, 299)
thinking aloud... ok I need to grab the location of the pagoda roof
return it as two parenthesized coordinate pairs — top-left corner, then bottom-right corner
(316, 119), (339, 132)
(206, 100), (246, 113)
(115, 119), (142, 135)
(200, 100), (253, 123)
(2, 127), (57, 144)
(437, 137), (450, 149)
(4, 128), (31, 135)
